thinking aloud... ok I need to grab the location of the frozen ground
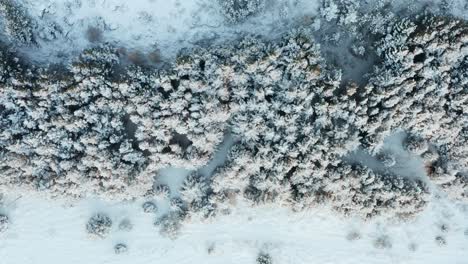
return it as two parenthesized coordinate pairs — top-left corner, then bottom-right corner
(7, 0), (468, 63)
(0, 193), (468, 264)
(15, 0), (320, 62)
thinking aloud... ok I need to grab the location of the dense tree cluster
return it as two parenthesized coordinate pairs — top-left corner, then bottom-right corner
(0, 14), (466, 220)
(361, 16), (468, 201)
(0, 0), (36, 45)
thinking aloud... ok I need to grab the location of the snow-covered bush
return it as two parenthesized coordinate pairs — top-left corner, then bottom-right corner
(408, 243), (418, 252)
(114, 243), (128, 254)
(373, 235), (392, 249)
(86, 26), (103, 43)
(346, 231), (361, 241)
(150, 184), (171, 199)
(403, 134), (428, 155)
(154, 212), (183, 239)
(256, 252), (272, 264)
(377, 152), (396, 167)
(180, 172), (209, 205)
(142, 201), (157, 213)
(169, 197), (187, 215)
(435, 236), (447, 246)
(86, 213), (112, 238)
(0, 214), (9, 233)
(218, 0), (266, 23)
(118, 219), (133, 232)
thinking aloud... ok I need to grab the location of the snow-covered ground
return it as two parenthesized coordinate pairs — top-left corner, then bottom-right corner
(17, 0), (320, 62)
(1, 193), (468, 264)
(12, 0), (468, 63)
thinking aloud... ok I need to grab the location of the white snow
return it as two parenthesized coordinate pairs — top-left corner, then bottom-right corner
(18, 0), (320, 62)
(345, 131), (428, 181)
(157, 168), (192, 198)
(0, 192), (468, 264)
(156, 132), (235, 197)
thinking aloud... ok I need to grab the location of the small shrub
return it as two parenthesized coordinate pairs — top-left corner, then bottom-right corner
(439, 223), (449, 233)
(373, 235), (392, 249)
(219, 0), (266, 23)
(86, 26), (103, 43)
(256, 252), (272, 264)
(408, 243), (418, 252)
(142, 201), (157, 213)
(0, 214), (9, 233)
(153, 185), (171, 199)
(154, 212), (182, 239)
(170, 197), (186, 212)
(435, 236), (446, 246)
(346, 231), (361, 241)
(118, 219), (133, 232)
(86, 213), (112, 238)
(207, 243), (215, 254)
(114, 243), (128, 254)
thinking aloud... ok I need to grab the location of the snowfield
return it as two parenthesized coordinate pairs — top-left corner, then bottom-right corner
(15, 0), (320, 62)
(1, 193), (468, 264)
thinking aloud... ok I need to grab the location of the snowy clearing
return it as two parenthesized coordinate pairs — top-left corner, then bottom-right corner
(15, 0), (320, 62)
(0, 194), (468, 264)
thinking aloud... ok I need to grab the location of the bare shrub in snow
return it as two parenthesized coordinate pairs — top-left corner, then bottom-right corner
(114, 243), (128, 254)
(408, 243), (418, 252)
(86, 26), (103, 43)
(142, 201), (157, 213)
(377, 152), (396, 167)
(440, 223), (449, 233)
(86, 213), (112, 238)
(0, 214), (9, 233)
(207, 243), (215, 254)
(435, 235), (447, 246)
(169, 197), (187, 215)
(373, 235), (392, 249)
(118, 219), (133, 232)
(346, 231), (361, 241)
(256, 252), (272, 264)
(154, 212), (183, 239)
(150, 184), (171, 199)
